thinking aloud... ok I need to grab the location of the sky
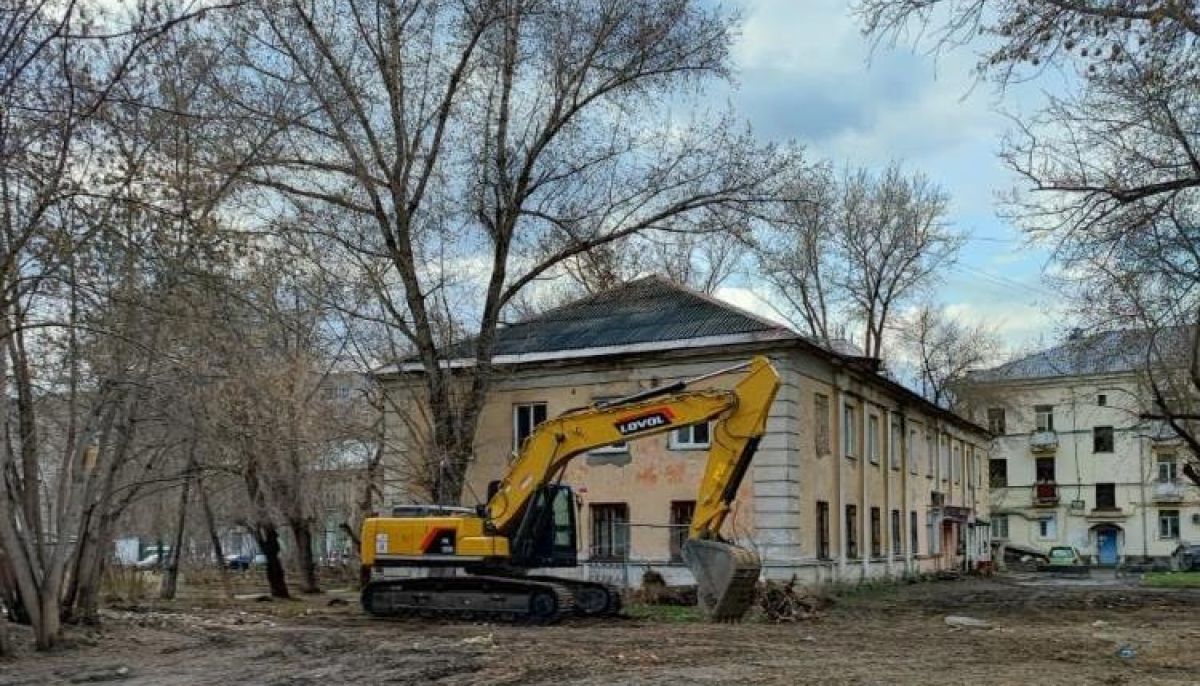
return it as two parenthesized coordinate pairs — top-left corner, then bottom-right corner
(706, 0), (1067, 352)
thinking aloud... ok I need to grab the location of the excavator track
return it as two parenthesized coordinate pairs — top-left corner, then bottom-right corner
(521, 575), (622, 617)
(361, 575), (573, 623)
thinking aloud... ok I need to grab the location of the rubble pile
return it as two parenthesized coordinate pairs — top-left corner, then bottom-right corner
(757, 576), (824, 622)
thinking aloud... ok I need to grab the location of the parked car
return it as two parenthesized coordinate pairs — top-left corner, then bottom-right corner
(224, 553), (267, 570)
(1047, 546), (1085, 567)
(134, 552), (166, 569)
(1171, 543), (1200, 571)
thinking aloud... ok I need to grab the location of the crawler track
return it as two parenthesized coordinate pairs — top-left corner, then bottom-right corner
(361, 575), (574, 623)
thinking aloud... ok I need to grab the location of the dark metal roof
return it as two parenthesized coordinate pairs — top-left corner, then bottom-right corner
(481, 276), (787, 356)
(969, 327), (1194, 383)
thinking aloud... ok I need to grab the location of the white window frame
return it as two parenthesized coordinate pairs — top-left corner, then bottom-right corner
(512, 402), (548, 451)
(1034, 404), (1054, 432)
(1037, 515), (1057, 540)
(669, 423), (711, 451)
(1158, 453), (1178, 483)
(843, 402), (858, 459)
(1159, 509), (1181, 539)
(992, 514), (1009, 539)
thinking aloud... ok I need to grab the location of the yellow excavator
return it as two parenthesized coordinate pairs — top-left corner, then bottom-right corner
(360, 356), (780, 623)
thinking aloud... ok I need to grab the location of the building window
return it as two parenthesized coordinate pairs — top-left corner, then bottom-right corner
(843, 403), (858, 459)
(1034, 404), (1054, 432)
(814, 393), (831, 456)
(925, 433), (935, 478)
(992, 514), (1009, 539)
(940, 435), (950, 482)
(589, 503), (629, 561)
(1159, 509), (1181, 539)
(987, 408), (1006, 435)
(890, 416), (902, 470)
(1037, 515), (1057, 540)
(927, 516), (937, 556)
(669, 501), (695, 561)
(513, 402), (548, 450)
(1097, 394), (1107, 407)
(910, 511), (919, 555)
(908, 428), (918, 474)
(891, 510), (901, 558)
(669, 423), (710, 450)
(1095, 483), (1116, 510)
(1158, 453), (1178, 483)
(816, 501), (830, 560)
(846, 505), (858, 559)
(867, 414), (880, 464)
(952, 442), (961, 484)
(1093, 426), (1114, 453)
(1036, 457), (1055, 482)
(870, 507), (882, 558)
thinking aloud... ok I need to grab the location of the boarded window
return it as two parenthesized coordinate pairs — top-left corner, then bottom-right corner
(814, 393), (831, 456)
(1093, 426), (1114, 453)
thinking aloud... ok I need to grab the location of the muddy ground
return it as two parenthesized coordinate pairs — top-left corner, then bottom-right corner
(3, 576), (1200, 685)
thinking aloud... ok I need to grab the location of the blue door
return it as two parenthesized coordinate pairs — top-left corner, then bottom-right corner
(1097, 529), (1119, 566)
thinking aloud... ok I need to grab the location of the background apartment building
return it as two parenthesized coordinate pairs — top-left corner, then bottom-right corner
(960, 332), (1197, 565)
(379, 277), (992, 586)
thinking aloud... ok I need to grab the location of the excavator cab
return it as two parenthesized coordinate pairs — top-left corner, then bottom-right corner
(506, 484), (578, 568)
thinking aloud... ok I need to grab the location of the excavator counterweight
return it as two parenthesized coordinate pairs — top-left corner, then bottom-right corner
(360, 356), (781, 623)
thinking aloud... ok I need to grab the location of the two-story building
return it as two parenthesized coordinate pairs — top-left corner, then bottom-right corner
(960, 330), (1197, 565)
(378, 277), (992, 586)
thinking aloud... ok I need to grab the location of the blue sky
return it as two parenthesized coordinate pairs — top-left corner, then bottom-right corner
(708, 0), (1066, 351)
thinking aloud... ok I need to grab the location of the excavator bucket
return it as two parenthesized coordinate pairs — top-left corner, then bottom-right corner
(681, 539), (761, 622)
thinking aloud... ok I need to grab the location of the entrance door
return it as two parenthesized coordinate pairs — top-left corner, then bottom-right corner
(1096, 529), (1119, 566)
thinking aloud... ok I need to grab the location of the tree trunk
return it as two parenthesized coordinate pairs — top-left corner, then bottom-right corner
(291, 519), (320, 594)
(34, 588), (60, 650)
(159, 467), (193, 600)
(253, 524), (289, 599)
(198, 478), (232, 599)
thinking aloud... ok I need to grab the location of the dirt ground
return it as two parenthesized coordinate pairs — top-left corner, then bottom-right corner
(4, 576), (1200, 685)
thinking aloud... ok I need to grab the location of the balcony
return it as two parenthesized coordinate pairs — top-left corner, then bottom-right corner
(1029, 430), (1058, 454)
(1087, 507), (1126, 521)
(1153, 480), (1185, 502)
(1033, 482), (1059, 507)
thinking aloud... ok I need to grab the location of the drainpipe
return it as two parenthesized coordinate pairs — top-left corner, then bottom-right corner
(836, 385), (846, 581)
(1138, 434), (1149, 560)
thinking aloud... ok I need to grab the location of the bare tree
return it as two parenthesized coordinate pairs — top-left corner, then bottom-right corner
(856, 0), (1200, 481)
(755, 163), (962, 358)
(215, 0), (796, 504)
(899, 302), (1002, 408)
